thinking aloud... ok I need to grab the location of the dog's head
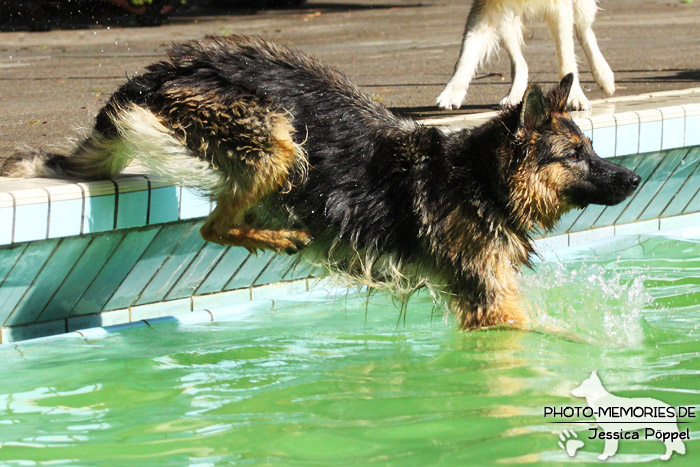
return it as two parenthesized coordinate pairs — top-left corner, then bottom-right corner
(507, 75), (640, 230)
(571, 370), (604, 398)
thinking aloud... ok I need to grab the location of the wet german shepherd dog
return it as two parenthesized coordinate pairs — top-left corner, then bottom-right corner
(2, 35), (640, 329)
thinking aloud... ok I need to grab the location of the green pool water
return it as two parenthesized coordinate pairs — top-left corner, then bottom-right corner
(1, 232), (699, 465)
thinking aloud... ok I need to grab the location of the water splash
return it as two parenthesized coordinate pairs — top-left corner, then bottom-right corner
(521, 260), (653, 347)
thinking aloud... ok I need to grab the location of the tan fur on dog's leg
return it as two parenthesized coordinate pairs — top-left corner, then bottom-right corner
(200, 116), (312, 254)
(201, 201), (312, 254)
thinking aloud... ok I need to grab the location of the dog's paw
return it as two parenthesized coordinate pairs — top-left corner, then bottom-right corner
(499, 94), (523, 108)
(437, 83), (467, 110)
(567, 91), (591, 111)
(594, 67), (616, 96)
(558, 429), (584, 457)
(283, 231), (313, 255)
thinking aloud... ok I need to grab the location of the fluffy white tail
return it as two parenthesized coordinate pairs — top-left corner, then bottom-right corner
(2, 105), (223, 192)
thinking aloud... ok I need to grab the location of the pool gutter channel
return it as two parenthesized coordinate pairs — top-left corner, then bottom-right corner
(7, 281), (352, 347)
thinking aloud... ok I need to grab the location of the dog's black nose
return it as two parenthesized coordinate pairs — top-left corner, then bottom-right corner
(629, 173), (641, 189)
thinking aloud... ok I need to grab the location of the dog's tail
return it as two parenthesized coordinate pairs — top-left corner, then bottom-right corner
(1, 105), (222, 191)
(669, 436), (686, 456)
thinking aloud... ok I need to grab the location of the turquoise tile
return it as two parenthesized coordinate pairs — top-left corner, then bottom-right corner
(0, 239), (59, 326)
(116, 190), (148, 229)
(73, 228), (160, 315)
(0, 207), (13, 245)
(593, 152), (660, 228)
(615, 219), (659, 236)
(0, 244), (27, 287)
(686, 116), (700, 147)
(165, 241), (228, 300)
(282, 258), (316, 281)
(14, 203), (48, 242)
(11, 237), (91, 325)
(180, 188), (210, 220)
(639, 148), (692, 219)
(253, 254), (296, 286)
(225, 251), (275, 290)
(662, 118), (685, 150)
(638, 121), (662, 154)
(548, 209), (583, 236)
(49, 198), (82, 239)
(616, 151), (682, 224)
(194, 247), (249, 295)
(103, 225), (197, 310)
(83, 195), (116, 233)
(43, 233), (124, 319)
(568, 205), (607, 233)
(660, 149), (700, 217)
(681, 170), (700, 215)
(592, 125), (615, 158)
(615, 123), (639, 157)
(131, 298), (191, 321)
(150, 186), (180, 224)
(3, 321), (66, 343)
(135, 222), (206, 305)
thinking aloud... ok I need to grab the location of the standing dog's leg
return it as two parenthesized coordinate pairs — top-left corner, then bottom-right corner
(545, 1), (591, 110)
(574, 0), (615, 96)
(499, 13), (529, 107)
(437, 5), (499, 110)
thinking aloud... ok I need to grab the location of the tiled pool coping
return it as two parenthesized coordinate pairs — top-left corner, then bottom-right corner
(1, 88), (699, 343)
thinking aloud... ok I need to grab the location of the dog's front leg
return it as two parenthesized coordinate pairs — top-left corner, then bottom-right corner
(598, 436), (619, 461)
(545, 1), (591, 110)
(499, 14), (529, 107)
(574, 1), (615, 96)
(437, 7), (498, 110)
(449, 266), (525, 329)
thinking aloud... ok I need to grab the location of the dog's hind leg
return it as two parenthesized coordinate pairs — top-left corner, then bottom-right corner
(437, 5), (499, 110)
(201, 199), (312, 254)
(574, 0), (615, 96)
(499, 13), (529, 107)
(544, 1), (591, 110)
(199, 114), (312, 254)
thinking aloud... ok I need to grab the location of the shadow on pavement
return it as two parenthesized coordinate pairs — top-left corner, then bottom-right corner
(0, 1), (425, 32)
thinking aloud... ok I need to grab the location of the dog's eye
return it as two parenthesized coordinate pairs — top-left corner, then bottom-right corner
(568, 152), (580, 161)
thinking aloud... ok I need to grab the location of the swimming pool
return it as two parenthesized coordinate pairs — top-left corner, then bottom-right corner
(1, 230), (698, 464)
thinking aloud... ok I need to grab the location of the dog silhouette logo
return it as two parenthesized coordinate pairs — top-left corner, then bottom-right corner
(568, 371), (687, 461)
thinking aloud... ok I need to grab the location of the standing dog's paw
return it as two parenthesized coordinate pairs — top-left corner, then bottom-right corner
(499, 94), (523, 108)
(594, 67), (616, 96)
(567, 87), (591, 111)
(437, 83), (467, 110)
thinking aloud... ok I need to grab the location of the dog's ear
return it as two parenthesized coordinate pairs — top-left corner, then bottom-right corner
(520, 85), (549, 131)
(548, 73), (574, 112)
